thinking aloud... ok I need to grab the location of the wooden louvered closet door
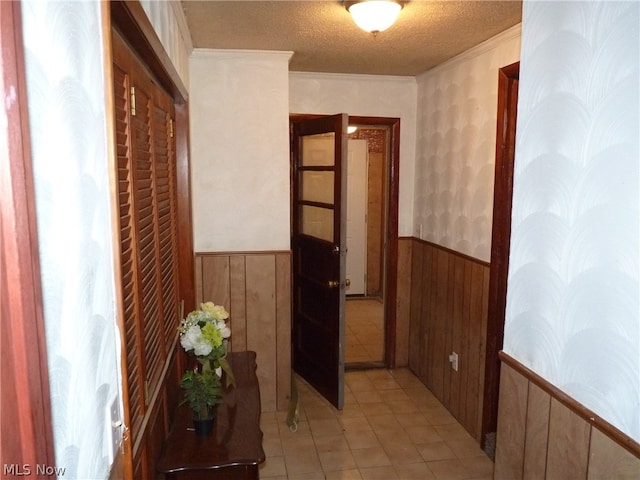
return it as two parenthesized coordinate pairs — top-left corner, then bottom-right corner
(112, 28), (181, 477)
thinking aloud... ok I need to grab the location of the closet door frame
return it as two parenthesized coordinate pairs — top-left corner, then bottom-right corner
(107, 1), (194, 476)
(109, 1), (194, 310)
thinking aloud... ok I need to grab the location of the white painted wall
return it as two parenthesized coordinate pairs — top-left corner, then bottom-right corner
(289, 72), (418, 237)
(504, 1), (639, 442)
(190, 50), (293, 252)
(140, 0), (193, 87)
(23, 1), (191, 476)
(414, 25), (521, 261)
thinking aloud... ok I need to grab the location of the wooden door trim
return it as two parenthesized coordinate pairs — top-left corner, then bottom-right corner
(481, 61), (520, 449)
(110, 1), (188, 102)
(108, 1), (194, 476)
(108, 3), (194, 314)
(289, 114), (400, 368)
(0, 0), (56, 468)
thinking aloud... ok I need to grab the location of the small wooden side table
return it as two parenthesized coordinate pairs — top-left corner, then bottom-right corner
(157, 351), (265, 480)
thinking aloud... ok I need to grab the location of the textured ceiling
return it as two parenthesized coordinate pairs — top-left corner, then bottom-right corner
(181, 1), (522, 76)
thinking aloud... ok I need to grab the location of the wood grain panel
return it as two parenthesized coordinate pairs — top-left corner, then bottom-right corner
(430, 249), (448, 401)
(229, 256), (248, 352)
(523, 382), (550, 480)
(408, 239), (423, 372)
(476, 266), (490, 437)
(449, 255), (466, 420)
(276, 253), (292, 410)
(588, 428), (640, 479)
(419, 244), (434, 383)
(194, 255), (203, 304)
(195, 251), (291, 413)
(547, 398), (590, 480)
(465, 262), (484, 437)
(201, 255), (230, 309)
(496, 354), (640, 480)
(407, 239), (490, 442)
(366, 151), (384, 296)
(246, 255), (278, 412)
(395, 238), (412, 367)
(458, 259), (473, 430)
(494, 363), (528, 480)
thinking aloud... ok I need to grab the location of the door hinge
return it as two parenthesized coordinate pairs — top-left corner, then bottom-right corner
(169, 118), (174, 138)
(130, 86), (136, 116)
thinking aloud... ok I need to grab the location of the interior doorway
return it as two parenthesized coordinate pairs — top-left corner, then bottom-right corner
(289, 114), (400, 374)
(344, 125), (390, 368)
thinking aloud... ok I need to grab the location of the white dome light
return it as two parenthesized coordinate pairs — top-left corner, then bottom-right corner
(348, 1), (402, 34)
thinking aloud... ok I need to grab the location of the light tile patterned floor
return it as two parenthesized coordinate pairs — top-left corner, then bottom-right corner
(259, 368), (493, 480)
(345, 298), (384, 364)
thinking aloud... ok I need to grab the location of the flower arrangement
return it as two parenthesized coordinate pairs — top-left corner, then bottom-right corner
(178, 302), (235, 421)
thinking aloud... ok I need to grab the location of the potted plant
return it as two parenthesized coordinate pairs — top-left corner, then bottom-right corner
(178, 302), (235, 435)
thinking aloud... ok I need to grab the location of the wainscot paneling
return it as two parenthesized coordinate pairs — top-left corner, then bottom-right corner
(394, 237), (413, 367)
(495, 354), (640, 480)
(195, 251), (291, 412)
(408, 238), (490, 442)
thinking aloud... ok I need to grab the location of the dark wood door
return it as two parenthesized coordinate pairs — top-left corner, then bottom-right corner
(291, 114), (348, 409)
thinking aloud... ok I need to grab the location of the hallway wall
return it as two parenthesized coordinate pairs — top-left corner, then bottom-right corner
(414, 25), (521, 262)
(407, 239), (490, 442)
(501, 0), (639, 447)
(495, 0), (640, 475)
(23, 2), (119, 477)
(190, 49), (293, 252)
(195, 252), (291, 412)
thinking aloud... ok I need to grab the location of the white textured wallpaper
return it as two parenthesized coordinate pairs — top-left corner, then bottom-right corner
(414, 26), (521, 261)
(23, 1), (121, 477)
(504, 1), (639, 441)
(190, 50), (293, 252)
(289, 72), (418, 237)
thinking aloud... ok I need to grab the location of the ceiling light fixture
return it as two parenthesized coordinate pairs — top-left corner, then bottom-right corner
(346, 0), (403, 35)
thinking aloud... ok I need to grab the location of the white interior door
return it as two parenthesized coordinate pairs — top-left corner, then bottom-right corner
(346, 140), (368, 295)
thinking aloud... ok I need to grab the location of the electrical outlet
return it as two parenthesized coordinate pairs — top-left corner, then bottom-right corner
(449, 352), (459, 372)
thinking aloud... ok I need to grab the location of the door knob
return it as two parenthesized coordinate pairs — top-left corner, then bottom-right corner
(345, 278), (351, 287)
(328, 280), (339, 288)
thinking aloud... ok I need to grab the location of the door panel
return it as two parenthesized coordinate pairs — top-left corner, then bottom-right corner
(292, 114), (347, 409)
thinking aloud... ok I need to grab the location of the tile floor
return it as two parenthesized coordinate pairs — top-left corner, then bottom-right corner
(345, 298), (384, 364)
(259, 368), (493, 480)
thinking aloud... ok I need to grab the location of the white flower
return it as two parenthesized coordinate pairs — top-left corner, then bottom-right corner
(180, 325), (213, 356)
(215, 319), (231, 338)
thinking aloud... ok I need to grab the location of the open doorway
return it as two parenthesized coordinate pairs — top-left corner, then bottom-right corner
(344, 125), (389, 368)
(289, 114), (400, 375)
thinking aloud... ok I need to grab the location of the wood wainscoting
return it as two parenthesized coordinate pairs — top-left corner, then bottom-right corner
(407, 238), (490, 442)
(195, 251), (291, 412)
(495, 353), (640, 479)
(394, 237), (413, 368)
